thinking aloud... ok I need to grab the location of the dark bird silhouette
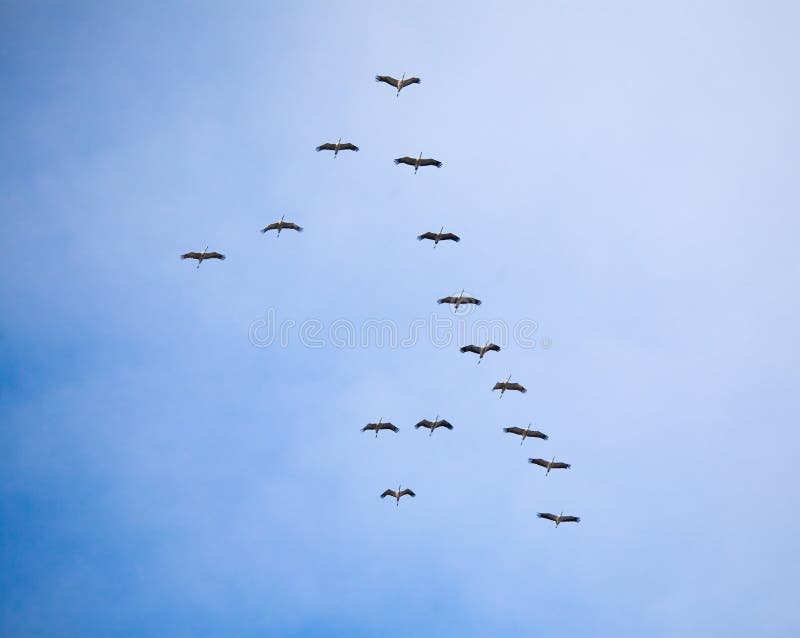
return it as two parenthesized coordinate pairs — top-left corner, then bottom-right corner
(375, 73), (421, 96)
(361, 418), (399, 438)
(417, 227), (460, 248)
(503, 424), (548, 445)
(261, 215), (303, 236)
(181, 246), (225, 269)
(438, 289), (481, 311)
(316, 137), (359, 157)
(394, 153), (442, 173)
(537, 512), (580, 526)
(460, 342), (500, 363)
(529, 457), (571, 475)
(414, 416), (454, 436)
(381, 485), (416, 506)
(493, 375), (526, 398)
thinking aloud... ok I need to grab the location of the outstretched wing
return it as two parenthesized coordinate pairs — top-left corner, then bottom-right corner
(339, 143), (359, 152)
(375, 75), (399, 87)
(529, 458), (549, 468)
(400, 77), (421, 88)
(504, 427), (526, 436)
(418, 158), (442, 167)
(507, 382), (526, 393)
(440, 233), (460, 242)
(181, 252), (202, 260)
(461, 297), (481, 305)
(394, 157), (416, 166)
(316, 143), (336, 151)
(361, 424), (378, 431)
(528, 430), (548, 440)
(261, 222), (281, 233)
(380, 489), (396, 499)
(284, 223), (304, 232)
(460, 345), (481, 354)
(485, 343), (501, 352)
(205, 252), (225, 260)
(415, 420), (433, 429)
(379, 423), (399, 432)
(437, 297), (456, 304)
(537, 512), (559, 522)
(492, 382), (505, 391)
(435, 420), (454, 430)
(399, 489), (416, 498)
(417, 232), (437, 241)
(550, 462), (571, 470)
(560, 516), (581, 523)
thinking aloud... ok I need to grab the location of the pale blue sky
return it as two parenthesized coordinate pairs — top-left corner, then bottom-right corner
(2, 2), (799, 636)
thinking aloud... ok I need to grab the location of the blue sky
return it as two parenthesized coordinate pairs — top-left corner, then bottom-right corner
(2, 2), (799, 636)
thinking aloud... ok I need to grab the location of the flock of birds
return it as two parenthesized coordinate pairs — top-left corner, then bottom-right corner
(180, 73), (580, 528)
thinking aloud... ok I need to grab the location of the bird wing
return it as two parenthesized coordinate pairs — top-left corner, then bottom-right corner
(417, 232), (437, 241)
(394, 157), (416, 166)
(550, 462), (571, 470)
(415, 420), (433, 429)
(400, 77), (421, 88)
(399, 489), (416, 498)
(529, 430), (548, 440)
(284, 223), (304, 232)
(418, 158), (442, 167)
(261, 222), (281, 233)
(339, 143), (359, 152)
(461, 297), (481, 305)
(380, 490), (397, 499)
(440, 233), (460, 242)
(560, 516), (580, 523)
(316, 143), (336, 151)
(504, 427), (526, 436)
(492, 382), (504, 391)
(485, 343), (501, 352)
(181, 252), (201, 260)
(460, 345), (481, 354)
(375, 75), (399, 87)
(436, 420), (454, 430)
(437, 297), (455, 304)
(529, 458), (549, 468)
(537, 513), (559, 522)
(378, 423), (398, 432)
(361, 424), (377, 431)
(205, 252), (225, 260)
(507, 382), (526, 393)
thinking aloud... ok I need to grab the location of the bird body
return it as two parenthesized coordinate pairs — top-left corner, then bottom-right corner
(437, 289), (481, 311)
(261, 215), (303, 236)
(493, 375), (526, 397)
(503, 424), (548, 444)
(417, 227), (460, 247)
(537, 512), (580, 526)
(376, 73), (421, 96)
(381, 485), (416, 506)
(414, 416), (454, 436)
(394, 153), (442, 173)
(316, 137), (359, 157)
(529, 457), (571, 475)
(460, 342), (500, 363)
(181, 246), (225, 268)
(361, 418), (399, 438)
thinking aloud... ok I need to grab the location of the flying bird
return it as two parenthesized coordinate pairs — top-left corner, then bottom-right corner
(361, 418), (399, 438)
(316, 137), (359, 158)
(414, 416), (454, 436)
(492, 375), (526, 398)
(503, 423), (548, 445)
(180, 246), (225, 269)
(394, 153), (442, 173)
(460, 342), (500, 363)
(437, 289), (481, 312)
(537, 512), (581, 526)
(529, 457), (571, 475)
(261, 215), (303, 236)
(417, 227), (460, 248)
(375, 73), (421, 96)
(381, 485), (416, 506)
